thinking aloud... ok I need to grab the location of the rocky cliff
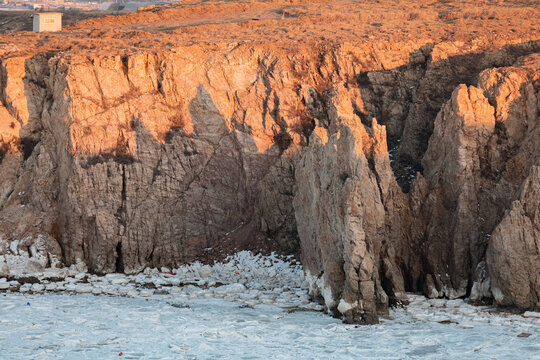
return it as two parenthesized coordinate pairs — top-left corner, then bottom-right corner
(0, 0), (539, 323)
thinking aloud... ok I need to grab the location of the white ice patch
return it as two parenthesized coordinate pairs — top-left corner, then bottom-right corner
(442, 282), (467, 300)
(214, 283), (246, 295)
(28, 235), (50, 268)
(0, 257), (9, 277)
(522, 311), (540, 319)
(9, 240), (19, 255)
(2, 235), (66, 276)
(470, 261), (492, 301)
(337, 299), (358, 314)
(69, 259), (88, 273)
(320, 282), (336, 309)
(491, 287), (505, 303)
(470, 278), (492, 301)
(305, 270), (337, 309)
(428, 287), (440, 299)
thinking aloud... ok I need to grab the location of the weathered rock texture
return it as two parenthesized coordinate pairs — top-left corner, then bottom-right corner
(487, 166), (540, 309)
(0, 0), (539, 323)
(294, 89), (409, 324)
(401, 55), (540, 309)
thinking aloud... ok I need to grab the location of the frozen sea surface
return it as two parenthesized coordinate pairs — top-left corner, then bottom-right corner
(1, 292), (539, 360)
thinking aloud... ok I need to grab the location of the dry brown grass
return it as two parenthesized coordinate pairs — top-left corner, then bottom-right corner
(0, 0), (537, 58)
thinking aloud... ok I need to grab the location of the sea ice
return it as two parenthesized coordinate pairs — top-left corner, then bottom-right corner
(0, 251), (539, 359)
(0, 293), (538, 360)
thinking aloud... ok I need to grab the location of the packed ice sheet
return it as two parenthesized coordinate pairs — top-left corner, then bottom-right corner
(1, 293), (539, 360)
(0, 251), (539, 359)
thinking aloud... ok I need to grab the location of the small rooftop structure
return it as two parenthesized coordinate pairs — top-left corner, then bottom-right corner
(33, 13), (62, 33)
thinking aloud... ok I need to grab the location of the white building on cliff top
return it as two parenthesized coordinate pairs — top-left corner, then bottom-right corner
(33, 13), (62, 32)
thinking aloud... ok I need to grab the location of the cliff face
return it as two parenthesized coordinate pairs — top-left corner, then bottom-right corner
(405, 55), (540, 308)
(293, 46), (540, 323)
(295, 114), (409, 324)
(2, 47), (311, 273)
(0, 0), (539, 323)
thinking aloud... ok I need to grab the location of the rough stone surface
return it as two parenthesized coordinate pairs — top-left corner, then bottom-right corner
(406, 54), (540, 309)
(294, 87), (408, 323)
(487, 166), (540, 310)
(0, 0), (539, 322)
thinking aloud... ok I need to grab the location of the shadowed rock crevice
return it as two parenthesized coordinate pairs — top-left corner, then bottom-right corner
(115, 242), (124, 273)
(353, 41), (540, 192)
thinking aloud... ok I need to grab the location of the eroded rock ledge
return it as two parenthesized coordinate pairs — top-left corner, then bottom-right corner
(0, 0), (539, 324)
